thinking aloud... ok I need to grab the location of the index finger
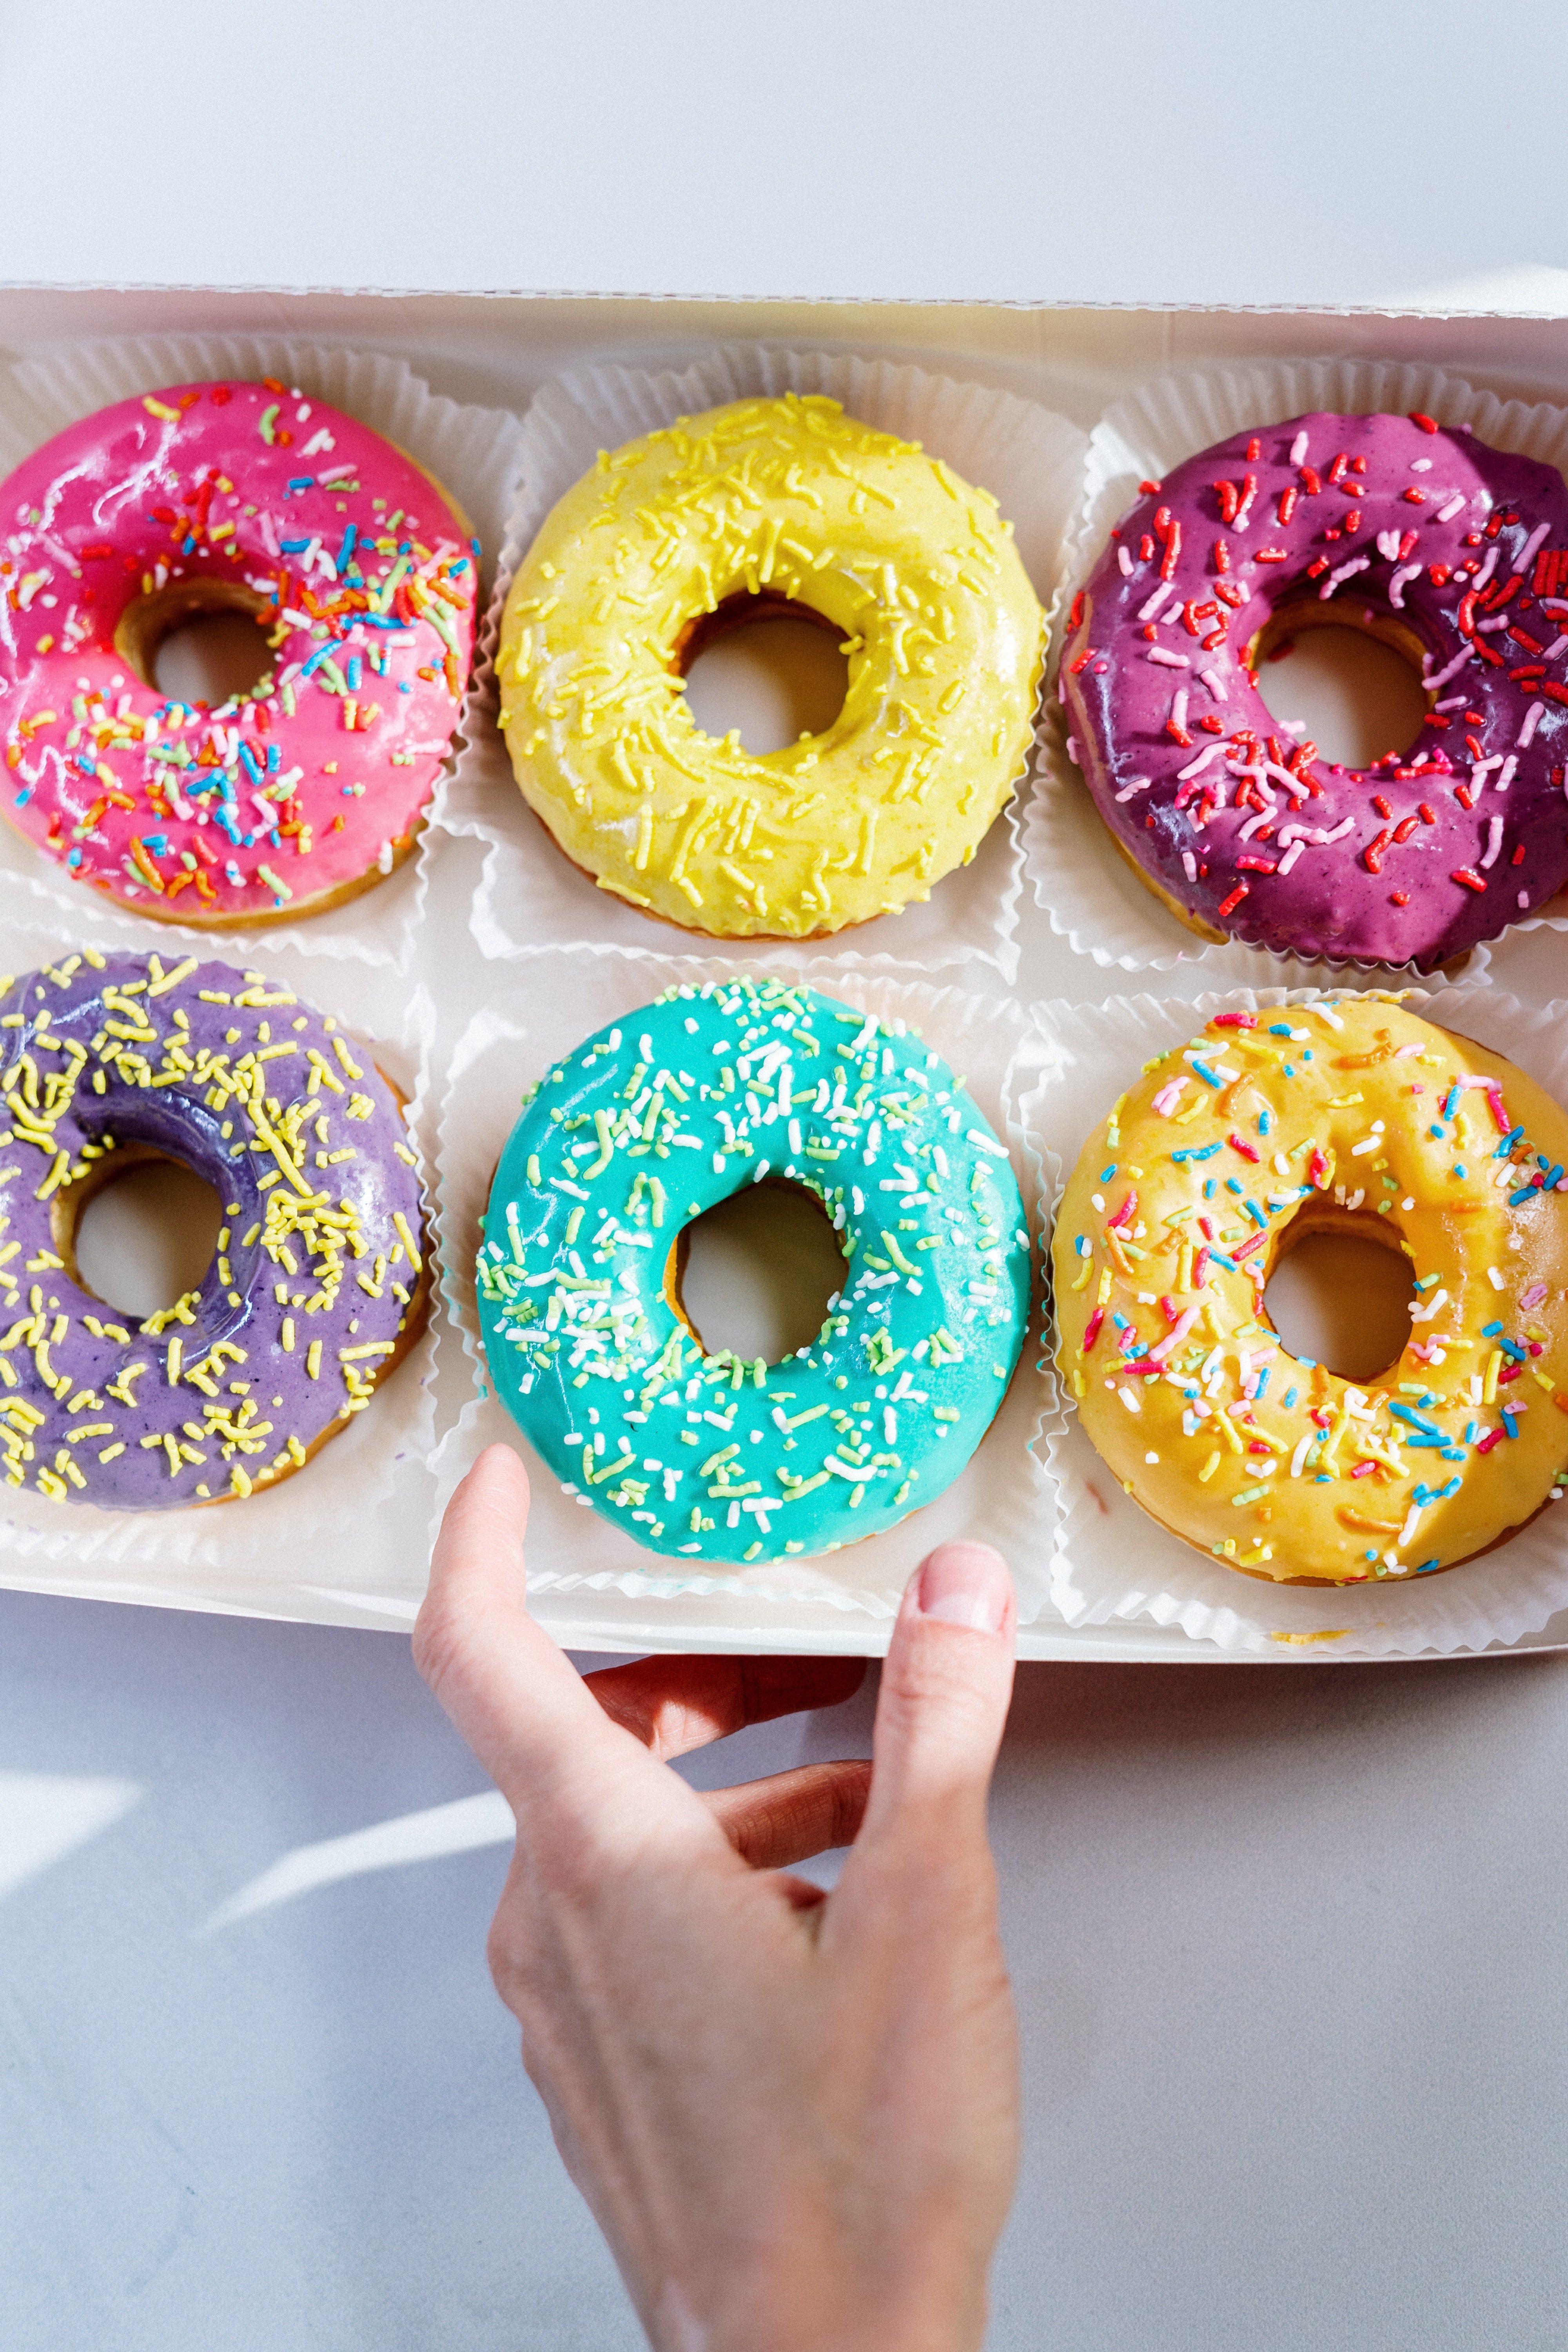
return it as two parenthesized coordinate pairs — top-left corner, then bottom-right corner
(414, 1446), (665, 1819)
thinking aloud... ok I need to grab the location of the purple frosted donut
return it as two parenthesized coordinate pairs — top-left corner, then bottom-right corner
(0, 946), (426, 1508)
(1061, 409), (1568, 968)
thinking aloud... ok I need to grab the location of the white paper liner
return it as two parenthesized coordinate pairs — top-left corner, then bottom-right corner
(1020, 352), (1568, 979)
(0, 332), (525, 973)
(1017, 978), (1568, 1659)
(437, 345), (1087, 984)
(428, 946), (1057, 1624)
(0, 865), (439, 1592)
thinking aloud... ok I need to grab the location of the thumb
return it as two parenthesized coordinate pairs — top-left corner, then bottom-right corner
(850, 1539), (1016, 1867)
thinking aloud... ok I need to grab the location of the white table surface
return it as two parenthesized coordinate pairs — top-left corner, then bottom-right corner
(6, 6), (1568, 2345)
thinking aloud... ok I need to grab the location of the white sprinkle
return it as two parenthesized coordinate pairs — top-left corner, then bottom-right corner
(1495, 753), (1518, 792)
(1289, 429), (1310, 465)
(1479, 815), (1504, 869)
(1181, 850), (1198, 881)
(1138, 580), (1176, 623)
(1518, 520), (1553, 580)
(1388, 561), (1423, 610)
(1517, 700), (1546, 749)
(1319, 554), (1371, 601)
(1198, 667), (1227, 702)
(1118, 544), (1134, 576)
(1148, 646), (1191, 668)
(1114, 775), (1154, 803)
(1410, 458), (1433, 473)
(1435, 492), (1466, 523)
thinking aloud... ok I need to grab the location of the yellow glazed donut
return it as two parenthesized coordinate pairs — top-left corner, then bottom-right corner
(497, 394), (1044, 938)
(1052, 996), (1568, 1586)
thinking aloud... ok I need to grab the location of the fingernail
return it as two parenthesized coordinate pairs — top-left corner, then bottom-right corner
(914, 1540), (1010, 1633)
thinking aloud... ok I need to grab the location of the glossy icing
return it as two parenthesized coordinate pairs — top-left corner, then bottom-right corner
(477, 976), (1031, 1563)
(0, 947), (426, 1507)
(1053, 996), (1568, 1584)
(0, 383), (477, 922)
(497, 394), (1044, 938)
(1063, 410), (1568, 968)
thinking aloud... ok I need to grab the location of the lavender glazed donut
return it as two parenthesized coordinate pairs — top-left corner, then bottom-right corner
(0, 946), (427, 1508)
(1060, 409), (1568, 969)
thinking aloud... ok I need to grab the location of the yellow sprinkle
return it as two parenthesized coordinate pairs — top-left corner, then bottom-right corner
(281, 1318), (295, 1352)
(230, 1464), (252, 1498)
(392, 1210), (421, 1270)
(1483, 1349), (1502, 1404)
(306, 1341), (321, 1379)
(1197, 1450), (1221, 1484)
(97, 1442), (125, 1463)
(167, 1337), (182, 1385)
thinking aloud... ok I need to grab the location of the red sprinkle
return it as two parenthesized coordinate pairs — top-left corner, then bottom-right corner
(1216, 882), (1250, 918)
(1139, 479), (1163, 494)
(1363, 828), (1394, 873)
(1402, 487), (1428, 505)
(1082, 1308), (1105, 1352)
(1452, 867), (1488, 892)
(1390, 890), (1411, 906)
(1210, 1013), (1258, 1028)
(1410, 411), (1440, 433)
(1227, 1131), (1261, 1161)
(1068, 590), (1085, 631)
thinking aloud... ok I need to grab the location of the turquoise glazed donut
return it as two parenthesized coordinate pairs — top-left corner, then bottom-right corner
(475, 976), (1031, 1564)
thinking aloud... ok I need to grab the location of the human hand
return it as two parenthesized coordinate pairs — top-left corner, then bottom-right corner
(415, 1444), (1020, 2352)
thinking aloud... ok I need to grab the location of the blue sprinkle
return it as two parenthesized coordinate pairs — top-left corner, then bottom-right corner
(1301, 1048), (1313, 1060)
(1099, 1163), (1117, 1181)
(1454, 1164), (1467, 1179)
(1203, 1179), (1216, 1199)
(236, 741), (262, 788)
(182, 534), (196, 554)
(1390, 1402), (1442, 1436)
(1428, 1124), (1444, 1140)
(1112, 1312), (1130, 1331)
(1283, 1063), (1295, 1076)
(1259, 1109), (1273, 1135)
(470, 537), (481, 559)
(1172, 1141), (1223, 1165)
(1314, 1474), (1332, 1483)
(1297, 1358), (1318, 1370)
(1254, 1367), (1270, 1399)
(1465, 1420), (1478, 1442)
(1268, 1023), (1293, 1037)
(1207, 1250), (1239, 1272)
(1509, 1183), (1540, 1207)
(397, 680), (412, 693)
(1244, 1200), (1266, 1228)
(1443, 1085), (1460, 1117)
(1481, 1319), (1504, 1336)
(1498, 1337), (1530, 1363)
(1192, 1060), (1223, 1088)
(1283, 1386), (1299, 1409)
(1441, 1447), (1466, 1462)
(66, 847), (80, 868)
(1225, 1177), (1243, 1195)
(267, 742), (281, 773)
(336, 524), (358, 570)
(142, 833), (168, 856)
(1416, 1558), (1441, 1574)
(280, 537), (310, 554)
(347, 655), (363, 692)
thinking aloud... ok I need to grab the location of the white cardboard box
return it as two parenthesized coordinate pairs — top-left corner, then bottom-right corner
(4, 286), (1568, 1660)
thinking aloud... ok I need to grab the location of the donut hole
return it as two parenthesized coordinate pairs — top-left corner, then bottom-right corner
(55, 1147), (224, 1322)
(117, 580), (276, 709)
(1250, 605), (1430, 770)
(677, 593), (849, 754)
(1262, 1212), (1415, 1385)
(667, 1179), (848, 1365)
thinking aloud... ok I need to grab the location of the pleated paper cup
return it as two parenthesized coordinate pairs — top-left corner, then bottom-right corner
(1, 333), (524, 973)
(428, 945), (1058, 1626)
(1016, 978), (1568, 1659)
(1021, 354), (1568, 980)
(438, 344), (1086, 985)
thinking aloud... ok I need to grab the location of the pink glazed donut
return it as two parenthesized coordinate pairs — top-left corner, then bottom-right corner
(0, 380), (478, 926)
(1060, 408), (1568, 969)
